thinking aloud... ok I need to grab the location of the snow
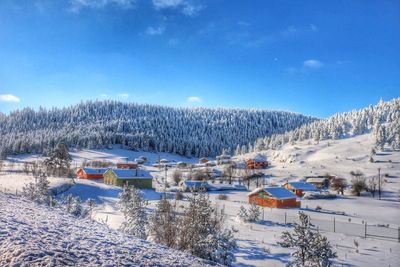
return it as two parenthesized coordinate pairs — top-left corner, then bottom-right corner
(0, 192), (212, 266)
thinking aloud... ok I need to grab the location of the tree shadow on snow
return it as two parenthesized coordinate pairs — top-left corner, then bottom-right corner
(234, 239), (290, 266)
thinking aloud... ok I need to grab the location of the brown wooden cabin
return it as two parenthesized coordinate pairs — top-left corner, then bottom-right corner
(248, 187), (300, 208)
(282, 181), (318, 197)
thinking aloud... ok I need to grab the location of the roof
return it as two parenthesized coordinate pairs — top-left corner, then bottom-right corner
(248, 187), (297, 200)
(117, 162), (138, 165)
(110, 169), (152, 179)
(82, 168), (108, 175)
(306, 177), (328, 183)
(286, 182), (317, 191)
(250, 154), (267, 162)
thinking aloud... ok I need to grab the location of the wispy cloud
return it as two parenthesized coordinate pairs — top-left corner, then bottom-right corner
(0, 94), (20, 103)
(117, 93), (130, 98)
(152, 0), (204, 17)
(145, 26), (165, 36)
(303, 59), (323, 69)
(100, 93), (108, 98)
(69, 0), (136, 13)
(187, 96), (202, 103)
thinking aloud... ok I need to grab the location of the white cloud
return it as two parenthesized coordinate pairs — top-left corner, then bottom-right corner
(303, 59), (323, 69)
(152, 0), (203, 17)
(187, 96), (202, 103)
(100, 93), (108, 98)
(0, 94), (20, 103)
(117, 93), (130, 98)
(145, 26), (165, 36)
(69, 0), (136, 13)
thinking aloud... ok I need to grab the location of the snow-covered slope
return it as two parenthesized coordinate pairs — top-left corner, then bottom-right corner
(0, 192), (212, 266)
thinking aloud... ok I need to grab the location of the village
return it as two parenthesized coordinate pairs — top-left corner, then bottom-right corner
(1, 133), (399, 266)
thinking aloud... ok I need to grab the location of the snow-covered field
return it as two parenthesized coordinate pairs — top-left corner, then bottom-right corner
(1, 133), (399, 266)
(0, 192), (212, 266)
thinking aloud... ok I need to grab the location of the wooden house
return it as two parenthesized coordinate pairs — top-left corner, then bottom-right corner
(248, 187), (300, 208)
(216, 154), (232, 165)
(283, 181), (318, 197)
(116, 162), (138, 169)
(246, 154), (268, 169)
(199, 158), (209, 164)
(103, 169), (153, 189)
(77, 167), (108, 179)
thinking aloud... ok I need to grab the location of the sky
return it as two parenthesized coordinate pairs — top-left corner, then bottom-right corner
(0, 0), (399, 118)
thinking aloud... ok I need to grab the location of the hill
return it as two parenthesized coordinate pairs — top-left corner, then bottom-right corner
(0, 192), (212, 266)
(0, 101), (315, 158)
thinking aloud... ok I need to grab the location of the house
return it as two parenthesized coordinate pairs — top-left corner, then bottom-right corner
(103, 169), (153, 189)
(283, 181), (318, 197)
(305, 176), (330, 189)
(199, 158), (209, 164)
(116, 162), (138, 169)
(248, 187), (300, 208)
(77, 167), (108, 179)
(246, 154), (268, 169)
(216, 154), (232, 165)
(179, 180), (210, 192)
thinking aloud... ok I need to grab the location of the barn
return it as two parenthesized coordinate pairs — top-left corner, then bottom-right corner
(248, 187), (300, 208)
(305, 177), (330, 189)
(77, 168), (108, 179)
(103, 169), (153, 189)
(283, 181), (318, 197)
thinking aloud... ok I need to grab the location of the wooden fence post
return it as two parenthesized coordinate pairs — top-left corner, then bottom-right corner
(285, 212), (287, 224)
(364, 222), (367, 238)
(333, 217), (336, 233)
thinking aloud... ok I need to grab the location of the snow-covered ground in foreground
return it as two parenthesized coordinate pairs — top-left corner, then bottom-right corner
(1, 133), (400, 266)
(0, 192), (212, 266)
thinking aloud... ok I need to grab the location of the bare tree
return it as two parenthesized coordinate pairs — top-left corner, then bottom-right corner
(172, 170), (182, 185)
(366, 177), (378, 198)
(350, 172), (366, 197)
(330, 178), (347, 195)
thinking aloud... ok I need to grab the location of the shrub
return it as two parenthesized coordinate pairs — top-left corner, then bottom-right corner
(217, 194), (228, 201)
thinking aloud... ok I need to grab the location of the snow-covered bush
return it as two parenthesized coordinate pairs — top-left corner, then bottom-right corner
(236, 204), (261, 222)
(279, 211), (336, 266)
(118, 186), (148, 239)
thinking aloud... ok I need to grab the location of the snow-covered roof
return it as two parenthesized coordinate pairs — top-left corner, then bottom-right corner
(216, 154), (231, 160)
(306, 177), (328, 183)
(286, 182), (317, 191)
(160, 159), (169, 163)
(111, 169), (152, 179)
(182, 180), (210, 188)
(251, 154), (267, 162)
(82, 168), (108, 175)
(248, 187), (296, 200)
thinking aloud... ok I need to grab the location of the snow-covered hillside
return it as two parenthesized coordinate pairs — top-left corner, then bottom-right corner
(0, 100), (315, 158)
(0, 192), (212, 266)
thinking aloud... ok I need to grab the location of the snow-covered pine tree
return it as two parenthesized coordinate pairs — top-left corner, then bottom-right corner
(279, 211), (336, 266)
(22, 173), (51, 205)
(247, 203), (261, 222)
(118, 186), (148, 239)
(147, 196), (179, 248)
(178, 191), (236, 265)
(236, 205), (248, 222)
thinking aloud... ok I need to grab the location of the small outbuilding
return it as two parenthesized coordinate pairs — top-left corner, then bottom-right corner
(176, 162), (188, 168)
(248, 187), (300, 208)
(283, 181), (318, 197)
(77, 167), (108, 179)
(103, 169), (153, 189)
(305, 177), (330, 189)
(216, 154), (232, 165)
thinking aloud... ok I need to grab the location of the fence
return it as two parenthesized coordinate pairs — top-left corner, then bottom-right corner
(219, 203), (400, 242)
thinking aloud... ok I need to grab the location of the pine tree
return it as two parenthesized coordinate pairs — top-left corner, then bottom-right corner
(279, 212), (336, 266)
(118, 186), (148, 239)
(147, 196), (179, 248)
(22, 174), (51, 205)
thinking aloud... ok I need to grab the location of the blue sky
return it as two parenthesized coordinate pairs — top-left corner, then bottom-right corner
(0, 0), (399, 118)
